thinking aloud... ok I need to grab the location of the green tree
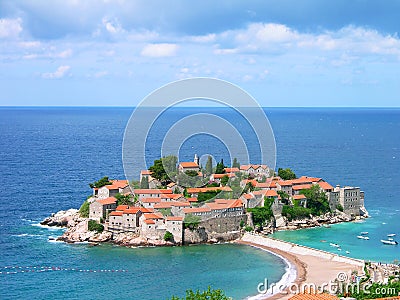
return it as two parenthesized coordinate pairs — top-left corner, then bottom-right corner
(220, 175), (229, 186)
(184, 214), (201, 230)
(79, 200), (90, 218)
(115, 193), (132, 206)
(164, 231), (174, 242)
(205, 155), (213, 175)
(282, 205), (311, 221)
(278, 168), (297, 180)
(244, 226), (253, 232)
(170, 287), (230, 300)
(215, 159), (226, 174)
(300, 184), (330, 215)
(149, 155), (178, 185)
(140, 176), (149, 189)
(232, 157), (240, 169)
(88, 220), (104, 232)
(89, 176), (112, 188)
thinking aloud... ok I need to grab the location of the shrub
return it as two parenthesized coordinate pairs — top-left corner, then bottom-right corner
(282, 205), (311, 221)
(170, 286), (230, 300)
(336, 204), (344, 212)
(244, 226), (253, 232)
(88, 220), (104, 232)
(79, 200), (90, 218)
(164, 231), (174, 242)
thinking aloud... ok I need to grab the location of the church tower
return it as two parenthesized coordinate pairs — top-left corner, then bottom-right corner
(194, 154), (199, 166)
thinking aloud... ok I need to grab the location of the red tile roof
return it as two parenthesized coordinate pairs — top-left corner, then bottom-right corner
(183, 207), (211, 214)
(166, 216), (183, 221)
(140, 170), (153, 175)
(97, 197), (117, 205)
(123, 207), (142, 214)
(171, 201), (190, 207)
(224, 167), (239, 173)
(265, 190), (278, 197)
(179, 162), (199, 168)
(292, 184), (313, 190)
(186, 186), (232, 193)
(134, 189), (173, 194)
(143, 212), (164, 219)
(318, 181), (334, 191)
(141, 197), (162, 203)
(116, 205), (129, 211)
(109, 211), (123, 216)
(154, 202), (173, 209)
(104, 180), (129, 190)
(289, 293), (339, 300)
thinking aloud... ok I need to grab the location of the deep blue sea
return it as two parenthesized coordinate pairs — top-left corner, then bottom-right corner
(0, 107), (399, 299)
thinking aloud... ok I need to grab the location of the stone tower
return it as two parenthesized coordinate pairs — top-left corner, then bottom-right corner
(194, 154), (199, 165)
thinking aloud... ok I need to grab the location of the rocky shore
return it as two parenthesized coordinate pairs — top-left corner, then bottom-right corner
(40, 209), (240, 247)
(41, 209), (367, 247)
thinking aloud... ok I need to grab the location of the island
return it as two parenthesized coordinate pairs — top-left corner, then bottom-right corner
(42, 154), (369, 246)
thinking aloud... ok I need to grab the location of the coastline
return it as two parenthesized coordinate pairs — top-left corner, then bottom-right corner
(237, 233), (365, 300)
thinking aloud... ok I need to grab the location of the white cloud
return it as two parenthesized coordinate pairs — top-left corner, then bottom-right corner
(0, 18), (23, 39)
(42, 65), (71, 79)
(214, 23), (400, 58)
(56, 49), (73, 58)
(141, 43), (178, 57)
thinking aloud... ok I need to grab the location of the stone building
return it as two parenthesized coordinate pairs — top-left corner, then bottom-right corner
(89, 196), (117, 220)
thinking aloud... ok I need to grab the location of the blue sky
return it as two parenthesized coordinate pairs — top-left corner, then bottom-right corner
(0, 0), (399, 107)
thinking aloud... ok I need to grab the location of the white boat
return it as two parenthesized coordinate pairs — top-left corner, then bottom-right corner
(330, 243), (340, 247)
(387, 233), (396, 237)
(381, 239), (398, 245)
(357, 235), (369, 240)
(360, 232), (369, 235)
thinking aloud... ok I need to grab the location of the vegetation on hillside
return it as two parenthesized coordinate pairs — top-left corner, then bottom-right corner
(248, 197), (274, 227)
(149, 155), (178, 185)
(88, 220), (104, 232)
(79, 200), (90, 218)
(89, 176), (112, 188)
(184, 214), (201, 230)
(278, 168), (297, 180)
(170, 287), (230, 300)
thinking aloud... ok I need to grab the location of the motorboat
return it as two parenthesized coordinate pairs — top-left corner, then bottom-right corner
(381, 239), (398, 245)
(357, 235), (369, 240)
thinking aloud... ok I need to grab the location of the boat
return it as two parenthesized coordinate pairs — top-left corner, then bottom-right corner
(381, 239), (398, 245)
(387, 234), (396, 237)
(330, 243), (340, 247)
(360, 232), (369, 235)
(357, 235), (369, 240)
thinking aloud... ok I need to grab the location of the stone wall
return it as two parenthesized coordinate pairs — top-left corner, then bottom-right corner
(199, 215), (247, 233)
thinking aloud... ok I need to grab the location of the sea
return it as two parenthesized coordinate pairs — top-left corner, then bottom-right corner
(0, 107), (399, 299)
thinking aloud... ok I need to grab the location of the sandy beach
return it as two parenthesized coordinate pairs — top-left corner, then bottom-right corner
(237, 233), (365, 300)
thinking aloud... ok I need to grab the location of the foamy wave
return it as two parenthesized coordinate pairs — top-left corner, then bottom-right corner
(13, 233), (42, 237)
(31, 223), (65, 231)
(246, 246), (297, 300)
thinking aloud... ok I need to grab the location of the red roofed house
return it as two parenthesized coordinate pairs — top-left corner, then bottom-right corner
(134, 189), (173, 200)
(96, 180), (129, 199)
(165, 216), (184, 243)
(89, 196), (118, 220)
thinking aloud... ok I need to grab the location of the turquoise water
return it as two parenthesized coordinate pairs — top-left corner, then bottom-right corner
(0, 107), (399, 299)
